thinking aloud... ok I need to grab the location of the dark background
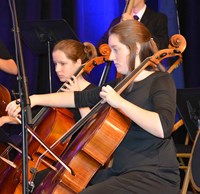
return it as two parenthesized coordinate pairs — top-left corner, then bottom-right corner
(0, 0), (199, 96)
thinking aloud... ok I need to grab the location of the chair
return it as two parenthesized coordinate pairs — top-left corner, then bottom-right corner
(181, 123), (200, 194)
(173, 88), (200, 166)
(173, 119), (192, 171)
(176, 89), (200, 143)
(174, 89), (200, 170)
(174, 88), (200, 193)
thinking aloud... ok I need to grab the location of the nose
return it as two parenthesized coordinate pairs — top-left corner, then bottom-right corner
(109, 50), (115, 61)
(55, 64), (61, 72)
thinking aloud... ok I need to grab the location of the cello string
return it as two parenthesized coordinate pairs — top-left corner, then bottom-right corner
(30, 55), (111, 173)
(13, 117), (73, 174)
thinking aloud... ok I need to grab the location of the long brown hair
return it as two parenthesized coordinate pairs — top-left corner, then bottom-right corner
(53, 39), (97, 64)
(109, 20), (158, 72)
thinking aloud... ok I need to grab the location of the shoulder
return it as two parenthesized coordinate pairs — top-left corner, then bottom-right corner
(142, 7), (168, 23)
(150, 72), (176, 92)
(0, 40), (12, 59)
(85, 83), (97, 90)
(134, 72), (174, 89)
(140, 71), (175, 90)
(151, 71), (174, 82)
(145, 7), (167, 19)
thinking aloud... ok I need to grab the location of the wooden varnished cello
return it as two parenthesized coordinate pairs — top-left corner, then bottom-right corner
(0, 84), (11, 117)
(121, 0), (135, 21)
(32, 34), (187, 194)
(0, 98), (75, 194)
(0, 84), (12, 177)
(0, 44), (111, 194)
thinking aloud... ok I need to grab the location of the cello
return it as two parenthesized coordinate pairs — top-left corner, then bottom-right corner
(0, 44), (111, 194)
(0, 84), (12, 176)
(33, 34), (187, 194)
(121, 0), (135, 21)
(0, 84), (11, 117)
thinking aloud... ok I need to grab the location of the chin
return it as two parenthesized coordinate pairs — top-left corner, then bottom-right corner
(116, 69), (125, 75)
(59, 78), (66, 82)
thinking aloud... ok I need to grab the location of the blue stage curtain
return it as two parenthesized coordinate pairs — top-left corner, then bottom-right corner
(73, 0), (124, 45)
(158, 0), (185, 89)
(16, 0), (41, 95)
(73, 0), (125, 85)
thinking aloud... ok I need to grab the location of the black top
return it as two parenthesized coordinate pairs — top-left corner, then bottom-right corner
(74, 71), (179, 182)
(97, 7), (169, 50)
(0, 40), (13, 59)
(69, 83), (96, 122)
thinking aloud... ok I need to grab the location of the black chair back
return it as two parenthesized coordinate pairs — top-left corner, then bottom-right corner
(177, 88), (200, 141)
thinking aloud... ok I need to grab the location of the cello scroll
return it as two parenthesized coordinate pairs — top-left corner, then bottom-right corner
(168, 33), (187, 53)
(147, 34), (187, 74)
(77, 44), (111, 75)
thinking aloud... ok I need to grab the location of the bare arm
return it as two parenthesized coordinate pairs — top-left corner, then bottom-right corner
(32, 91), (93, 117)
(0, 116), (20, 127)
(100, 85), (164, 138)
(115, 97), (163, 138)
(78, 107), (91, 118)
(31, 92), (75, 108)
(0, 59), (18, 75)
(6, 91), (75, 118)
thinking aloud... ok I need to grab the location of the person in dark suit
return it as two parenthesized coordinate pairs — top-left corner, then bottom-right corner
(97, 0), (169, 50)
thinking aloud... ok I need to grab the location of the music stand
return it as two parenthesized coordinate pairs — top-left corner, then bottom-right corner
(177, 88), (200, 141)
(20, 19), (79, 92)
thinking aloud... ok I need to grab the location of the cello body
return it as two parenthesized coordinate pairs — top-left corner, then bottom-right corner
(0, 143), (12, 182)
(34, 104), (130, 194)
(0, 84), (14, 185)
(0, 107), (75, 194)
(0, 84), (11, 117)
(0, 47), (111, 193)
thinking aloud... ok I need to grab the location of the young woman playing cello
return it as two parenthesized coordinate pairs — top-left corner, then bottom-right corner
(7, 20), (180, 194)
(51, 39), (97, 121)
(0, 39), (98, 193)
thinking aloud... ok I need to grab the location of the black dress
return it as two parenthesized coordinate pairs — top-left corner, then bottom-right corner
(0, 40), (13, 59)
(75, 72), (180, 194)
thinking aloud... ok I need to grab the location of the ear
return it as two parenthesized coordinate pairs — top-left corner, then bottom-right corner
(136, 42), (141, 55)
(76, 59), (82, 65)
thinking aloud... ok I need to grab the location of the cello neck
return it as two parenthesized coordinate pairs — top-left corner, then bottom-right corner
(57, 65), (85, 93)
(123, 0), (135, 16)
(32, 65), (85, 125)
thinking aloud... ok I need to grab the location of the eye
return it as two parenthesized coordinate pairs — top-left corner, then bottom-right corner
(60, 62), (66, 66)
(113, 48), (118, 54)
